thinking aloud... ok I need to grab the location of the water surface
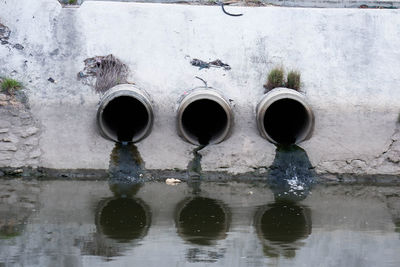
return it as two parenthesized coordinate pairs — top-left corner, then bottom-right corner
(1, 179), (400, 266)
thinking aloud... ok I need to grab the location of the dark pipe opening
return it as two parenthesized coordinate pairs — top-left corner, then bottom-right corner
(263, 99), (308, 144)
(98, 198), (150, 243)
(177, 197), (228, 246)
(102, 96), (149, 142)
(182, 99), (228, 145)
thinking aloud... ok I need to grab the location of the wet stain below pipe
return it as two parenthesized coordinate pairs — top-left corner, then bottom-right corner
(108, 142), (145, 197)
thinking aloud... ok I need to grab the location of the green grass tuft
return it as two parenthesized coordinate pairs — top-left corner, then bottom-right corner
(264, 67), (284, 91)
(1, 78), (22, 95)
(286, 70), (301, 91)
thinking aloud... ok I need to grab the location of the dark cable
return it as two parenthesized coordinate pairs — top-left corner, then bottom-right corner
(221, 3), (243, 17)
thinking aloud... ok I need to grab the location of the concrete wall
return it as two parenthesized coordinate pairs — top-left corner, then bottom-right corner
(0, 0), (399, 175)
(263, 0), (400, 8)
(71, 0), (400, 9)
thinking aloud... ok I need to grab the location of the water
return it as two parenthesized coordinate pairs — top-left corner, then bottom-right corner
(0, 141), (398, 266)
(1, 179), (400, 266)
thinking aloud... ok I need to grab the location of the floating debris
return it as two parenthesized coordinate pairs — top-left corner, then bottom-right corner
(166, 178), (182, 185)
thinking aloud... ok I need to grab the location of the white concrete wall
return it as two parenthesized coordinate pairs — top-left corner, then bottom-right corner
(78, 0), (400, 9)
(0, 0), (399, 175)
(263, 0), (400, 8)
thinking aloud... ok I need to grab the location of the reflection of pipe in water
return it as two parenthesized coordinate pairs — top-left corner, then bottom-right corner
(175, 197), (230, 246)
(177, 87), (234, 146)
(268, 144), (315, 202)
(97, 84), (154, 143)
(95, 197), (151, 243)
(255, 202), (312, 258)
(91, 142), (151, 248)
(256, 88), (314, 145)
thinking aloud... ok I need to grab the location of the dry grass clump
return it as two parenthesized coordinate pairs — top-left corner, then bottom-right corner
(263, 67), (284, 91)
(286, 71), (301, 91)
(264, 67), (301, 92)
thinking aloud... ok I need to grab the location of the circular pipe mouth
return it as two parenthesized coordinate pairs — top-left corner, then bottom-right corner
(177, 88), (234, 146)
(97, 84), (154, 143)
(256, 88), (314, 145)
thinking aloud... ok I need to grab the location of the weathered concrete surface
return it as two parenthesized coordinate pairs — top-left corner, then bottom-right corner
(0, 1), (399, 175)
(262, 0), (400, 8)
(79, 0), (400, 9)
(0, 93), (41, 168)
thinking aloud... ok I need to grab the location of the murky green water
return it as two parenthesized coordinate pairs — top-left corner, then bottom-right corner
(1, 179), (400, 267)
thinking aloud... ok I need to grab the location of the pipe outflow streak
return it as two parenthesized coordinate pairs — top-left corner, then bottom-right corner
(176, 87), (234, 146)
(256, 88), (314, 144)
(97, 84), (154, 143)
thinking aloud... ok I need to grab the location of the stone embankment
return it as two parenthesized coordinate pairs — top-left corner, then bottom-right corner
(0, 93), (41, 174)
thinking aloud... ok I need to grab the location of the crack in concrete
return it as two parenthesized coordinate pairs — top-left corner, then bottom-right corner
(317, 126), (400, 175)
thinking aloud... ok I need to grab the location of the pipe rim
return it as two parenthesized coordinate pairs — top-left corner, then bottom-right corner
(177, 87), (234, 145)
(256, 87), (314, 144)
(97, 84), (154, 143)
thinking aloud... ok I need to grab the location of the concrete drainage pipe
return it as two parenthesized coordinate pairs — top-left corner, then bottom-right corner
(97, 84), (154, 143)
(177, 87), (234, 146)
(256, 88), (314, 144)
